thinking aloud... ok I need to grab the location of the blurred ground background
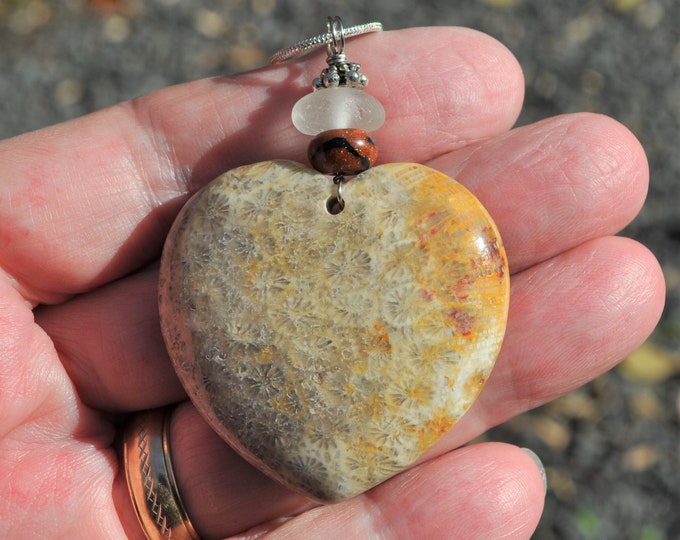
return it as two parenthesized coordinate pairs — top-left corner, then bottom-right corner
(0, 0), (678, 538)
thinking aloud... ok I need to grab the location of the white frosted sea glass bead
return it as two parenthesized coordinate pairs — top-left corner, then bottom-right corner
(292, 87), (386, 135)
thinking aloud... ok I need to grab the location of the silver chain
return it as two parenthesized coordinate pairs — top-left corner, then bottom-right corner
(269, 18), (383, 65)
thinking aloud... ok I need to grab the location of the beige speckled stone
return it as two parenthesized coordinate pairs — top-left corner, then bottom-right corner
(159, 160), (509, 501)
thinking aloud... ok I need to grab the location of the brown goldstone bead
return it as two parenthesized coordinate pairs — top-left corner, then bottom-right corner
(308, 128), (378, 175)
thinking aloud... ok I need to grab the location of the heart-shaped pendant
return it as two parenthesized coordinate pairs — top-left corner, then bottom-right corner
(159, 159), (509, 501)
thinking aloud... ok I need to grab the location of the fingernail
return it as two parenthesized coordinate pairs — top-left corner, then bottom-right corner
(522, 447), (547, 494)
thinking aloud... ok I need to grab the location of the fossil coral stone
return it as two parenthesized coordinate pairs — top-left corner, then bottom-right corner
(158, 160), (509, 502)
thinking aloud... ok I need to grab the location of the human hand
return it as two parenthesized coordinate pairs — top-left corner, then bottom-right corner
(0, 27), (664, 539)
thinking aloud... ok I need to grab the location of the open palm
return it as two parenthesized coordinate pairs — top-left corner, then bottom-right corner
(0, 27), (664, 539)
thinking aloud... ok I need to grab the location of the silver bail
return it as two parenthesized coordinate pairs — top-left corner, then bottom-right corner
(326, 16), (347, 64)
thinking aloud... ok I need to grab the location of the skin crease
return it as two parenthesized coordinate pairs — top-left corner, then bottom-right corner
(0, 27), (665, 539)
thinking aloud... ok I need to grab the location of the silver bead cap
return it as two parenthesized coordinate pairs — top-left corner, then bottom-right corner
(313, 61), (369, 90)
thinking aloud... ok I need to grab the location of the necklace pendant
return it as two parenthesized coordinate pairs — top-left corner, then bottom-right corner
(160, 16), (510, 502)
(159, 160), (508, 501)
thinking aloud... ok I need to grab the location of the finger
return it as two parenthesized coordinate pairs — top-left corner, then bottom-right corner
(35, 265), (185, 411)
(160, 238), (661, 536)
(36, 113), (650, 412)
(428, 112), (649, 273)
(432, 235), (665, 452)
(249, 444), (545, 540)
(114, 238), (660, 536)
(0, 27), (523, 304)
(157, 403), (544, 539)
